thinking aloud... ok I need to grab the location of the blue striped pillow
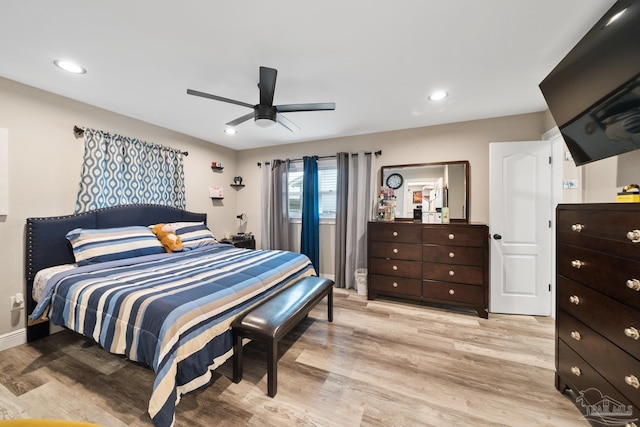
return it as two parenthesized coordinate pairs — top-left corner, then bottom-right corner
(66, 226), (166, 265)
(170, 222), (217, 250)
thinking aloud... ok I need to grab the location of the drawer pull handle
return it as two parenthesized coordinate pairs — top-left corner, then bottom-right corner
(570, 331), (581, 341)
(624, 327), (640, 340)
(570, 366), (581, 376)
(627, 229), (640, 243)
(449, 270), (455, 276)
(625, 375), (639, 389)
(448, 289), (455, 295)
(627, 279), (640, 291)
(448, 234), (455, 240)
(393, 248), (398, 254)
(392, 265), (398, 271)
(392, 231), (398, 237)
(449, 252), (455, 258)
(571, 260), (584, 269)
(392, 282), (398, 288)
(571, 224), (584, 232)
(569, 295), (580, 305)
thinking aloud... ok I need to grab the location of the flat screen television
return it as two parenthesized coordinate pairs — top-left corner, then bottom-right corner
(539, 0), (640, 166)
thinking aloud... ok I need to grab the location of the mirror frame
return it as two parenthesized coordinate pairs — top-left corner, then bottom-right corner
(380, 160), (470, 222)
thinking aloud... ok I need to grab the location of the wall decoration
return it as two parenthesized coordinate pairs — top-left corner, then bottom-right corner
(412, 191), (422, 204)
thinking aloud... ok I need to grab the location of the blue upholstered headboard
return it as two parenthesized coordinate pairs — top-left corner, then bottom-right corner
(24, 204), (207, 341)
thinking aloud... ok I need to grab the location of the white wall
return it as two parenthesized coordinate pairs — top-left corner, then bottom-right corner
(0, 77), (239, 341)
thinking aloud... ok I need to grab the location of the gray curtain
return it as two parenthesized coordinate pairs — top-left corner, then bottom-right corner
(334, 152), (375, 289)
(261, 159), (290, 250)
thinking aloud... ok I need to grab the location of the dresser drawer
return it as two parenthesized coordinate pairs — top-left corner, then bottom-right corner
(369, 222), (422, 244)
(558, 276), (640, 360)
(558, 206), (640, 244)
(558, 340), (639, 422)
(370, 258), (422, 279)
(423, 262), (483, 285)
(371, 242), (422, 261)
(369, 274), (422, 297)
(423, 244), (485, 266)
(422, 225), (487, 247)
(558, 243), (640, 311)
(423, 281), (484, 305)
(559, 310), (640, 408)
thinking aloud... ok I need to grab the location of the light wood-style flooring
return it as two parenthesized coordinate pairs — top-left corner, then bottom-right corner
(0, 289), (588, 426)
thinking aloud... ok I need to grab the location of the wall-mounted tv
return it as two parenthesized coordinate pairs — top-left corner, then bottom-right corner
(539, 1), (640, 166)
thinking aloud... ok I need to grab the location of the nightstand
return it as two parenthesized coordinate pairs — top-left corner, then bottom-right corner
(221, 236), (255, 250)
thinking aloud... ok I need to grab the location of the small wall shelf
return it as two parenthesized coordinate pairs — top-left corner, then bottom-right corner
(230, 184), (245, 188)
(211, 166), (224, 172)
(210, 197), (224, 200)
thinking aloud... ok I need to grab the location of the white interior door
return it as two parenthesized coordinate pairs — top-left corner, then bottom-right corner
(489, 140), (552, 315)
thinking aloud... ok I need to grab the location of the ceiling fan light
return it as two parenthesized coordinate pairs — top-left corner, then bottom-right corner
(255, 118), (276, 128)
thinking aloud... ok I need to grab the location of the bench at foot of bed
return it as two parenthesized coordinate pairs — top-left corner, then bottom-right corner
(231, 276), (334, 397)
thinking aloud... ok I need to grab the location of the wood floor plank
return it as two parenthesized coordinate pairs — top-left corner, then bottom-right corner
(0, 289), (587, 426)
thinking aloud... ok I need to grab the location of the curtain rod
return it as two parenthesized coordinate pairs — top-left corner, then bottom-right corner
(257, 150), (381, 167)
(73, 125), (189, 156)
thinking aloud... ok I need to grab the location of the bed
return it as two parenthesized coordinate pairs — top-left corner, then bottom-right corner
(24, 204), (315, 427)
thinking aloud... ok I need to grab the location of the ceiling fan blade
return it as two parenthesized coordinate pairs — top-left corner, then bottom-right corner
(276, 113), (301, 132)
(259, 66), (277, 106)
(226, 112), (255, 127)
(276, 102), (336, 112)
(187, 89), (254, 109)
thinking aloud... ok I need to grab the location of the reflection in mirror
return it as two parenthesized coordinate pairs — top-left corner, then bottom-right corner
(381, 161), (469, 221)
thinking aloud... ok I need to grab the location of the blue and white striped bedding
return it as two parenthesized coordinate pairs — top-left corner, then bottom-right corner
(33, 243), (315, 427)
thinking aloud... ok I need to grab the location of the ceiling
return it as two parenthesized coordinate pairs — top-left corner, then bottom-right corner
(0, 1), (616, 150)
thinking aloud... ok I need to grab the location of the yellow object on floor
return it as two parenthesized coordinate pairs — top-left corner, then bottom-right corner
(0, 420), (102, 427)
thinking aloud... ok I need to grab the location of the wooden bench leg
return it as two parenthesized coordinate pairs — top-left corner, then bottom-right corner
(267, 339), (278, 397)
(327, 287), (333, 322)
(233, 332), (243, 383)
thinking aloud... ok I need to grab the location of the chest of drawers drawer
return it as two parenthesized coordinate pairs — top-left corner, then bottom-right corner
(422, 225), (486, 247)
(558, 340), (639, 422)
(423, 244), (484, 266)
(423, 281), (484, 305)
(423, 262), (483, 285)
(370, 242), (422, 261)
(558, 243), (640, 310)
(558, 276), (640, 360)
(369, 223), (422, 244)
(369, 274), (422, 297)
(369, 258), (422, 279)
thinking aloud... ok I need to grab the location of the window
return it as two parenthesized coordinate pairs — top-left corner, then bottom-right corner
(288, 158), (337, 219)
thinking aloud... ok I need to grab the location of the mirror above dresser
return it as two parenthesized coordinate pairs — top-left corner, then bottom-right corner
(381, 160), (469, 221)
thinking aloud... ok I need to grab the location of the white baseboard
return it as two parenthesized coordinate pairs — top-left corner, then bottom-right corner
(0, 328), (26, 352)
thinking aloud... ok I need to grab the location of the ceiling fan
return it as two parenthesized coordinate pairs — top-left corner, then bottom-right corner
(187, 66), (335, 132)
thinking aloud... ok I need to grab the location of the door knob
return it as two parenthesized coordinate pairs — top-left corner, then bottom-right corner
(493, 234), (502, 240)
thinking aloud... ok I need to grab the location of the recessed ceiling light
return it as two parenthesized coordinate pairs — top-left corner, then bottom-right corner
(224, 128), (237, 135)
(605, 8), (626, 26)
(428, 91), (448, 101)
(53, 59), (86, 74)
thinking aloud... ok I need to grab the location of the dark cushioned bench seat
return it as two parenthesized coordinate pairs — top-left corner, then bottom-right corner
(232, 276), (334, 396)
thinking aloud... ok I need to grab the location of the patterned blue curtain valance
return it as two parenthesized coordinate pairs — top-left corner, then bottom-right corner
(75, 128), (186, 213)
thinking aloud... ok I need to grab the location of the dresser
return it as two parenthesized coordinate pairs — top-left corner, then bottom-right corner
(556, 204), (639, 425)
(367, 221), (489, 318)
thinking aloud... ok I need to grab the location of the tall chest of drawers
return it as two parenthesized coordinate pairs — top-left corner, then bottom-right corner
(556, 204), (640, 424)
(367, 221), (489, 318)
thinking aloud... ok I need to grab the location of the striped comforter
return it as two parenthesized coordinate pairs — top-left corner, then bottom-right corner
(40, 244), (315, 427)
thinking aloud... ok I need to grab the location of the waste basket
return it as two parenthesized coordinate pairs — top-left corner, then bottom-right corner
(355, 268), (368, 296)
